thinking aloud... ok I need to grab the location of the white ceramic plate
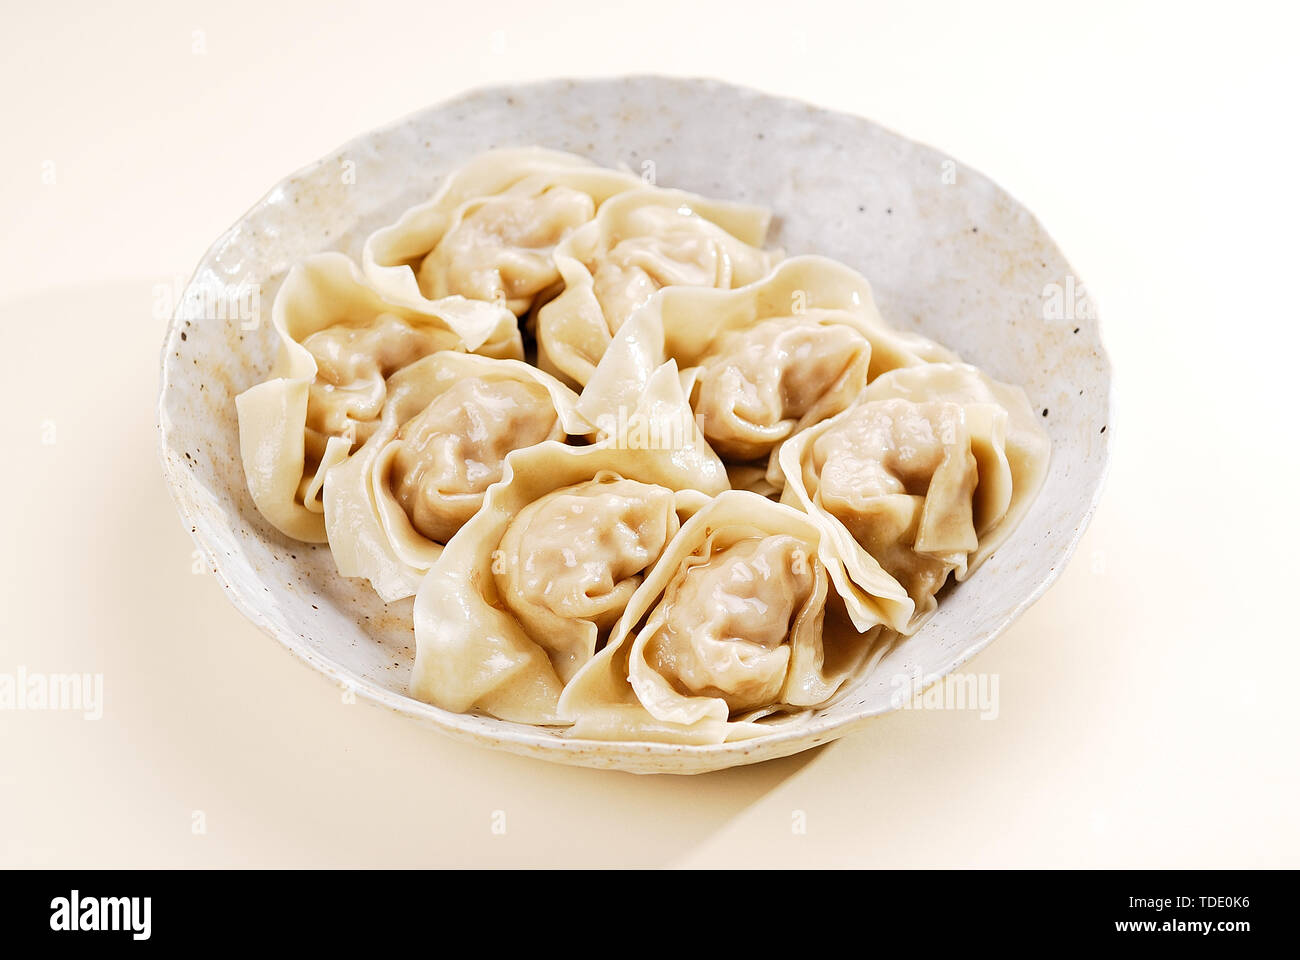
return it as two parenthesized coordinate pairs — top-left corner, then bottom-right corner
(157, 77), (1111, 774)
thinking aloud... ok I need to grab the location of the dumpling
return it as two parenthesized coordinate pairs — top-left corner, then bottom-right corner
(235, 252), (520, 542)
(364, 148), (642, 317)
(692, 317), (870, 463)
(409, 442), (723, 724)
(558, 491), (887, 744)
(778, 362), (1051, 631)
(389, 378), (559, 541)
(418, 184), (596, 313)
(860, 363), (1052, 573)
(641, 534), (817, 713)
(323, 352), (585, 602)
(582, 197), (776, 332)
(301, 313), (461, 464)
(494, 477), (681, 676)
(577, 255), (956, 487)
(536, 187), (778, 386)
(806, 398), (979, 617)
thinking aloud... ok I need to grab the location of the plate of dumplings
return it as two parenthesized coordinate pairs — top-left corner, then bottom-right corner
(158, 77), (1110, 773)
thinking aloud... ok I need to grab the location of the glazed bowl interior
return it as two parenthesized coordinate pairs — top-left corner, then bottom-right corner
(157, 76), (1110, 774)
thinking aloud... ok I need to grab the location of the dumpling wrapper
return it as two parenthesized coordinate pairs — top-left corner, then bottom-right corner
(558, 491), (893, 744)
(536, 187), (778, 387)
(410, 441), (724, 725)
(364, 147), (642, 317)
(578, 355), (730, 498)
(234, 252), (520, 542)
(778, 362), (1050, 632)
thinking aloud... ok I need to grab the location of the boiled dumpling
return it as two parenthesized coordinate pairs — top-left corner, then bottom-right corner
(642, 534), (817, 713)
(364, 148), (642, 318)
(537, 188), (778, 386)
(390, 377), (563, 542)
(810, 398), (979, 615)
(302, 313), (461, 464)
(558, 491), (886, 743)
(585, 200), (775, 332)
(418, 183), (596, 313)
(323, 352), (584, 602)
(644, 255), (956, 381)
(494, 477), (681, 677)
(692, 317), (871, 463)
(235, 252), (520, 543)
(861, 362), (1052, 571)
(778, 362), (1051, 631)
(577, 255), (956, 488)
(409, 441), (723, 724)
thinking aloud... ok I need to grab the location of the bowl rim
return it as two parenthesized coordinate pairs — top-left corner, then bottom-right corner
(156, 74), (1113, 770)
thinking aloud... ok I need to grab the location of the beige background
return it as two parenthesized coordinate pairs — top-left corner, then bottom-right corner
(2, 0), (1296, 868)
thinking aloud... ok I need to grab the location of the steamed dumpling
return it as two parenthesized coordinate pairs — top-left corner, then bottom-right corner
(692, 317), (871, 462)
(389, 377), (562, 543)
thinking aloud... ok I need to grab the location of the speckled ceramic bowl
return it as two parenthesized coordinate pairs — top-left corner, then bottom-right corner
(157, 77), (1111, 774)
